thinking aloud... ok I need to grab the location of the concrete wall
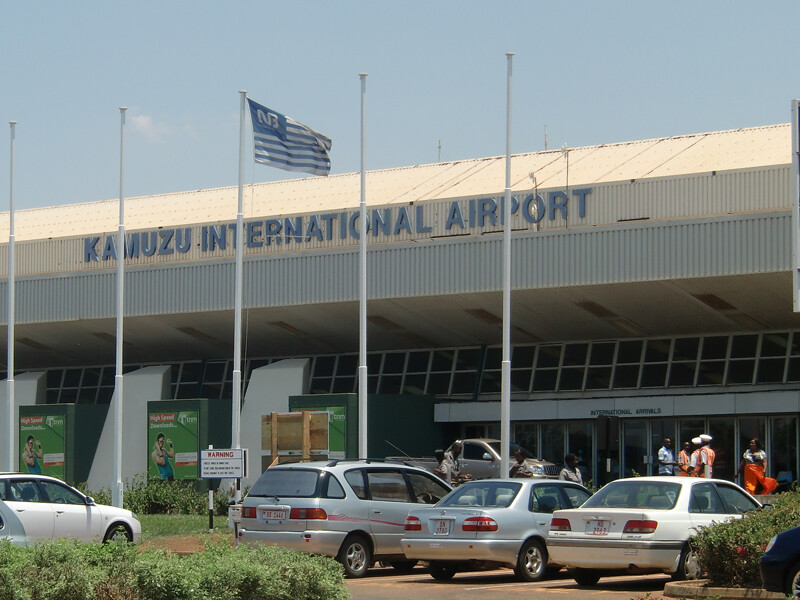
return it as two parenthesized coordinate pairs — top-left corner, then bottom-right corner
(86, 366), (171, 492)
(0, 371), (46, 471)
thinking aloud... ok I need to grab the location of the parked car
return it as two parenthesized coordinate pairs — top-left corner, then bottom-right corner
(390, 438), (560, 480)
(401, 478), (591, 581)
(0, 473), (141, 544)
(547, 476), (763, 585)
(238, 459), (452, 577)
(760, 525), (800, 596)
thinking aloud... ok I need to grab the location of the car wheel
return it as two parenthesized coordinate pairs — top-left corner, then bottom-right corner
(515, 538), (548, 582)
(390, 560), (418, 573)
(103, 523), (132, 543)
(428, 562), (457, 581)
(673, 544), (702, 581)
(784, 561), (800, 597)
(337, 535), (371, 578)
(571, 568), (601, 586)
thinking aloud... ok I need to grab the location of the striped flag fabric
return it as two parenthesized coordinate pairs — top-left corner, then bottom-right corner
(247, 98), (331, 176)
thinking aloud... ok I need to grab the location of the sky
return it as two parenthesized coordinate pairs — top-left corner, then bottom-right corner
(1, 1), (799, 211)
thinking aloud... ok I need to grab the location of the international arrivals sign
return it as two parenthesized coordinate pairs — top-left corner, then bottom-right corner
(82, 188), (592, 262)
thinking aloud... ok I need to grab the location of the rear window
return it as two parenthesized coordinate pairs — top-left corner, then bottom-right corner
(248, 468), (321, 498)
(439, 481), (521, 508)
(583, 480), (681, 510)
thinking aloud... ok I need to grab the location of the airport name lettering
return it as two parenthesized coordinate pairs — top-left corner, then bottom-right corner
(591, 407), (663, 416)
(83, 189), (591, 262)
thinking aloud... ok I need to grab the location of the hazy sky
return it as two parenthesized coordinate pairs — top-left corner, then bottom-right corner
(1, 1), (798, 210)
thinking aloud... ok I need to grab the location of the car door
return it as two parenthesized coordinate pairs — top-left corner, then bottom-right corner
(3, 479), (55, 540)
(38, 479), (104, 541)
(688, 481), (729, 531)
(530, 483), (589, 533)
(364, 469), (413, 555)
(460, 441), (496, 479)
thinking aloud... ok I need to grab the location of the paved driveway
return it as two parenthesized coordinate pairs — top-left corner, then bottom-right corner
(347, 567), (672, 600)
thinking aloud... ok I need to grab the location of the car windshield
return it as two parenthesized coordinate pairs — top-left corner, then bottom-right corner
(582, 480), (681, 510)
(248, 468), (321, 498)
(438, 481), (522, 508)
(487, 441), (533, 458)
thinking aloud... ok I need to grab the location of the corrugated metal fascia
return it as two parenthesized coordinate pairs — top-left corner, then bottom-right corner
(0, 212), (790, 325)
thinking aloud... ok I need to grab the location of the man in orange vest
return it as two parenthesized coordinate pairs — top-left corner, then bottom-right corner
(699, 434), (715, 478)
(689, 437), (703, 477)
(677, 440), (692, 476)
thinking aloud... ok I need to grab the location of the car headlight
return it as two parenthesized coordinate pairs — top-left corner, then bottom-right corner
(764, 535), (777, 553)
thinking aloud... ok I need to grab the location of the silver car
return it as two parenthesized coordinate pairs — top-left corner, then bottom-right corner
(238, 460), (452, 577)
(401, 478), (591, 581)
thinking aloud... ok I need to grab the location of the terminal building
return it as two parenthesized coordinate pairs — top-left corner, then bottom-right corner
(0, 122), (798, 490)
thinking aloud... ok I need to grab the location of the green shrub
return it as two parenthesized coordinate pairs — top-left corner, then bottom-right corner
(692, 489), (800, 588)
(79, 474), (234, 516)
(0, 539), (347, 600)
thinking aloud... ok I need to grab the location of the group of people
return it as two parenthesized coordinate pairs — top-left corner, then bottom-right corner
(433, 440), (584, 486)
(657, 435), (778, 495)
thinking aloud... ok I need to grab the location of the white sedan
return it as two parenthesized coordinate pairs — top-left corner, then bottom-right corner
(0, 474), (141, 544)
(547, 476), (763, 585)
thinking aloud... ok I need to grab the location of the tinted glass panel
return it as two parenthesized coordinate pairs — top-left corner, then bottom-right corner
(617, 341), (643, 363)
(511, 346), (535, 369)
(249, 469), (321, 498)
(702, 337), (729, 360)
(673, 338), (699, 361)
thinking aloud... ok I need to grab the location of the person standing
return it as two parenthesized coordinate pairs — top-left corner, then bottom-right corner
(443, 441), (470, 483)
(559, 453), (583, 485)
(689, 437), (703, 477)
(699, 434), (715, 478)
(509, 449), (533, 478)
(677, 441), (692, 476)
(735, 438), (778, 495)
(657, 438), (677, 475)
(433, 449), (453, 484)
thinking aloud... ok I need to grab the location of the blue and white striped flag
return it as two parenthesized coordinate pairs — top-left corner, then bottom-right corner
(247, 98), (331, 176)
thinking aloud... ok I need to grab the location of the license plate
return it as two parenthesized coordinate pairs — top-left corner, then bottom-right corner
(433, 519), (452, 536)
(260, 509), (287, 521)
(585, 520), (608, 535)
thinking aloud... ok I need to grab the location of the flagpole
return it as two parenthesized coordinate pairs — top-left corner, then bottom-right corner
(500, 53), (513, 479)
(112, 107), (126, 508)
(232, 90), (246, 500)
(358, 73), (368, 459)
(7, 122), (16, 472)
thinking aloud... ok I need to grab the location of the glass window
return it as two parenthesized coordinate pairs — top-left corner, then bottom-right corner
(617, 340), (643, 363)
(378, 375), (401, 394)
(668, 362), (696, 387)
(484, 347), (502, 370)
(589, 342), (615, 366)
(39, 480), (84, 505)
(613, 364), (640, 388)
(532, 369), (558, 391)
(727, 360), (755, 385)
(672, 338), (699, 362)
(405, 472), (451, 504)
(249, 468), (321, 498)
(9, 480), (43, 503)
(365, 470), (410, 502)
(536, 345), (562, 368)
(585, 367), (611, 390)
(344, 470), (367, 499)
(450, 372), (476, 395)
(331, 377), (355, 393)
(561, 485), (591, 508)
(427, 373), (451, 395)
(559, 367), (584, 391)
(324, 475), (346, 499)
(312, 356), (335, 377)
(731, 335), (758, 359)
(454, 348), (480, 370)
(514, 424), (539, 457)
(402, 374), (426, 394)
(406, 351), (430, 373)
(644, 339), (671, 363)
(541, 423), (565, 466)
(756, 358), (785, 384)
(715, 482), (759, 514)
(702, 336), (729, 360)
(430, 350), (454, 372)
(761, 333), (789, 357)
(771, 416), (797, 488)
(563, 344), (588, 367)
(510, 369), (532, 392)
(382, 353), (406, 375)
(531, 484), (567, 513)
(512, 345), (536, 369)
(336, 354), (358, 376)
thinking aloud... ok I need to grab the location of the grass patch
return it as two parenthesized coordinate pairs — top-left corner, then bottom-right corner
(139, 514), (231, 541)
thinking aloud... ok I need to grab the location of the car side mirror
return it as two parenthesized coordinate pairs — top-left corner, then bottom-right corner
(85, 496), (96, 506)
(482, 452), (493, 461)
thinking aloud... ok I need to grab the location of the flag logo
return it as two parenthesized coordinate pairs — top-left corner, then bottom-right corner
(248, 98), (331, 176)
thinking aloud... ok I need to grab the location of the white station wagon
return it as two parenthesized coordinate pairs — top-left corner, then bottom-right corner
(238, 460), (452, 577)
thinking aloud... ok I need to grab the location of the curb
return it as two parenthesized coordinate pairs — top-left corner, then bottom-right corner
(663, 580), (786, 599)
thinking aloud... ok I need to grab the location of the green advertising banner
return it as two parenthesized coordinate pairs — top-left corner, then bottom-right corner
(19, 414), (66, 479)
(326, 406), (346, 459)
(148, 410), (199, 480)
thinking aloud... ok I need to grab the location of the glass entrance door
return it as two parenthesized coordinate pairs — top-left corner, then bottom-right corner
(623, 420), (649, 478)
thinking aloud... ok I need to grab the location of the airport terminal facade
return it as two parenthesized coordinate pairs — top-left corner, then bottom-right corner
(1, 122), (799, 489)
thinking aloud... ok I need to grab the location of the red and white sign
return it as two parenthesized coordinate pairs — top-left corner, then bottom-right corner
(200, 448), (246, 479)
